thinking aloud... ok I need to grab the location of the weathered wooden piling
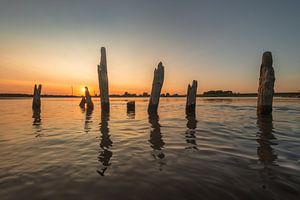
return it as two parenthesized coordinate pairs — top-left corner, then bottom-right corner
(186, 80), (198, 115)
(148, 62), (164, 114)
(32, 84), (42, 110)
(257, 51), (275, 115)
(98, 47), (110, 112)
(127, 101), (135, 112)
(85, 87), (94, 110)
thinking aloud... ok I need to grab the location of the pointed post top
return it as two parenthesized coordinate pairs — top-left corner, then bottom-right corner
(100, 47), (107, 72)
(192, 80), (197, 87)
(101, 47), (106, 54)
(262, 51), (273, 67)
(157, 62), (164, 70)
(154, 62), (164, 84)
(37, 84), (42, 95)
(84, 86), (90, 95)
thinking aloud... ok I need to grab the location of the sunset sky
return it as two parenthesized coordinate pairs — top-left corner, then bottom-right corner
(0, 0), (299, 95)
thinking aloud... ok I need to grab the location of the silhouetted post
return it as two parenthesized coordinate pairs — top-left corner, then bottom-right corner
(186, 80), (198, 115)
(148, 62), (164, 114)
(127, 101), (135, 112)
(257, 52), (275, 115)
(79, 96), (86, 108)
(85, 86), (94, 110)
(32, 84), (42, 110)
(98, 47), (110, 112)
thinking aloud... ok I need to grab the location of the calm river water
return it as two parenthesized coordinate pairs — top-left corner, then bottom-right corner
(0, 97), (299, 200)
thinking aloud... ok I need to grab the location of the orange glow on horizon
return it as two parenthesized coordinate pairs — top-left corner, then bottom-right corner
(0, 39), (299, 94)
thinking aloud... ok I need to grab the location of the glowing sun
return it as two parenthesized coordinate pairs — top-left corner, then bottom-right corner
(81, 87), (86, 94)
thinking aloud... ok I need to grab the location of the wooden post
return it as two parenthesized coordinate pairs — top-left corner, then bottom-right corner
(32, 84), (42, 110)
(127, 101), (135, 113)
(257, 51), (275, 115)
(186, 80), (198, 115)
(85, 86), (94, 110)
(98, 47), (110, 112)
(148, 62), (164, 114)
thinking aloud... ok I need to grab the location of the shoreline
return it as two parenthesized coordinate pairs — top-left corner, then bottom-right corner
(0, 92), (299, 99)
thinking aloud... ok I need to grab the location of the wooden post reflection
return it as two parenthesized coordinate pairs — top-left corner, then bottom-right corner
(256, 114), (278, 180)
(84, 109), (93, 134)
(32, 109), (41, 125)
(97, 111), (113, 176)
(148, 114), (165, 170)
(127, 104), (135, 119)
(32, 109), (42, 137)
(185, 113), (198, 150)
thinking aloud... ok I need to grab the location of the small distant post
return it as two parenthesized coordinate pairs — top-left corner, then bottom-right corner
(32, 84), (42, 110)
(98, 47), (110, 112)
(85, 87), (94, 110)
(127, 101), (135, 113)
(79, 96), (86, 108)
(148, 62), (164, 114)
(186, 80), (198, 115)
(257, 51), (275, 115)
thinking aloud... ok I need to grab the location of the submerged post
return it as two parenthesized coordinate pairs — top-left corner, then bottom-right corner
(32, 84), (42, 110)
(257, 51), (275, 115)
(148, 62), (164, 114)
(85, 87), (94, 110)
(186, 80), (198, 115)
(127, 101), (135, 113)
(98, 47), (110, 112)
(79, 96), (86, 108)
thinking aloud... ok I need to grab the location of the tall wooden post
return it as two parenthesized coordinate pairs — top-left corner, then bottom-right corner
(98, 47), (110, 112)
(186, 80), (198, 115)
(85, 86), (94, 110)
(257, 51), (275, 115)
(148, 62), (164, 114)
(32, 84), (42, 110)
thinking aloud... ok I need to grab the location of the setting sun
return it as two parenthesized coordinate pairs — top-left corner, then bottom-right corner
(81, 87), (86, 94)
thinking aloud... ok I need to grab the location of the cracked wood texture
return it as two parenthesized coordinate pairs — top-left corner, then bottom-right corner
(98, 47), (110, 112)
(257, 51), (275, 115)
(32, 84), (42, 110)
(148, 62), (164, 114)
(186, 80), (198, 115)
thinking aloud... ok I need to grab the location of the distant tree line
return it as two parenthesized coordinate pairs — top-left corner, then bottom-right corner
(0, 91), (299, 98)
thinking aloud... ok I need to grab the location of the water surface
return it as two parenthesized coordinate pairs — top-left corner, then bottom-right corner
(0, 97), (299, 200)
